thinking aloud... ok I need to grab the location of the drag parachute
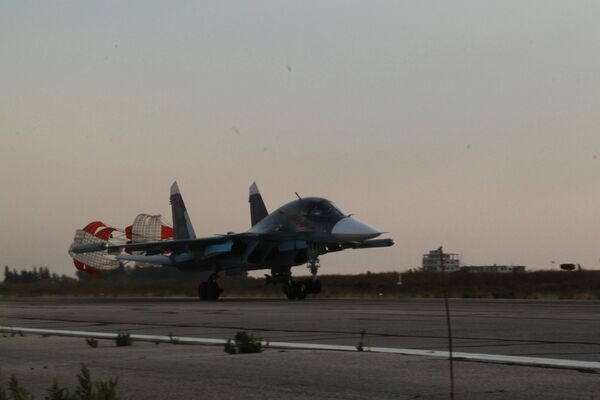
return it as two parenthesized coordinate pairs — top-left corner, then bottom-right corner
(69, 215), (173, 277)
(125, 214), (174, 244)
(124, 214), (174, 267)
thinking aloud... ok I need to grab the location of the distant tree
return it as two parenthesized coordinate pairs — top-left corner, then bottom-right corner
(2, 266), (74, 284)
(40, 267), (50, 280)
(3, 266), (12, 283)
(76, 270), (94, 281)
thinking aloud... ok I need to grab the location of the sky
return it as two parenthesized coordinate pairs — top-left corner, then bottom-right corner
(2, 1), (600, 277)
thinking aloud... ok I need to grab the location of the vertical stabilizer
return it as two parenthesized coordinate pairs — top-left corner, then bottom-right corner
(249, 182), (268, 226)
(170, 182), (196, 239)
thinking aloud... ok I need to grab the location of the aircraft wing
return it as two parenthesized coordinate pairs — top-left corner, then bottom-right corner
(71, 230), (394, 271)
(71, 232), (393, 255)
(71, 232), (260, 256)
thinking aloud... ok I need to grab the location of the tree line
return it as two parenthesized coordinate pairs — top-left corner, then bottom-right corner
(3, 266), (75, 283)
(76, 264), (237, 282)
(3, 265), (242, 284)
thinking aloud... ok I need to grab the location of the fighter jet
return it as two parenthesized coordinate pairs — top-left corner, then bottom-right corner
(71, 182), (394, 300)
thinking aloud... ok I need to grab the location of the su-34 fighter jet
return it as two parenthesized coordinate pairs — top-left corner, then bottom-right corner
(70, 182), (394, 300)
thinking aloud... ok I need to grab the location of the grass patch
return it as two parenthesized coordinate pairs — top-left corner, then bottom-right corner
(224, 331), (266, 354)
(0, 364), (120, 400)
(114, 333), (132, 347)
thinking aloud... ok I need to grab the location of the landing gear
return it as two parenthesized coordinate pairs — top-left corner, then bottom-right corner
(281, 243), (324, 300)
(311, 278), (322, 294)
(198, 276), (222, 301)
(304, 242), (323, 295)
(283, 280), (308, 300)
(307, 242), (321, 278)
(282, 278), (321, 300)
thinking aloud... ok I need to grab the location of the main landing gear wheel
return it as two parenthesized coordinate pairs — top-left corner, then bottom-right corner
(283, 279), (320, 300)
(198, 281), (221, 301)
(283, 280), (307, 300)
(311, 278), (322, 294)
(282, 243), (324, 300)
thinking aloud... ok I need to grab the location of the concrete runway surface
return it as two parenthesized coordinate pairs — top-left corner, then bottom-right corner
(1, 298), (599, 399)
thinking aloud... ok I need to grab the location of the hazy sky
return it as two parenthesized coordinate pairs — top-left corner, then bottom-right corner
(2, 1), (600, 276)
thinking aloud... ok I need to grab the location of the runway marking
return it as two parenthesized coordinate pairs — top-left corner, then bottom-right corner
(9, 314), (600, 346)
(2, 326), (599, 373)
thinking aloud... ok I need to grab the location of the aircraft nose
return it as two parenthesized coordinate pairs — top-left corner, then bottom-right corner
(331, 217), (381, 241)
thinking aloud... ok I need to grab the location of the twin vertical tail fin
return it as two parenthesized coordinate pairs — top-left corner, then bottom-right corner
(170, 182), (197, 239)
(170, 181), (265, 234)
(249, 182), (268, 226)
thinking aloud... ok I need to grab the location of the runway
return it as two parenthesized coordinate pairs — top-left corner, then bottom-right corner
(1, 298), (599, 399)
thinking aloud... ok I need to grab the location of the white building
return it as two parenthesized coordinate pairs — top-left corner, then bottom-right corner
(422, 249), (461, 272)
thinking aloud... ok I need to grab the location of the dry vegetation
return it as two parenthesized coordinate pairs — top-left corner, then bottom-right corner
(1, 270), (599, 299)
(398, 271), (600, 300)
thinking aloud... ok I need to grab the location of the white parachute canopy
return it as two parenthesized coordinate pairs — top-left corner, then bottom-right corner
(128, 214), (173, 243)
(69, 215), (173, 276)
(127, 214), (174, 268)
(68, 221), (127, 274)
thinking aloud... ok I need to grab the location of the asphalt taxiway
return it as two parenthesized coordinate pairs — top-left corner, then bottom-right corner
(1, 298), (599, 399)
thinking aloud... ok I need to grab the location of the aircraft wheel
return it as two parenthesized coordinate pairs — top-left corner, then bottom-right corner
(207, 281), (220, 301)
(310, 279), (322, 294)
(296, 281), (308, 300)
(198, 282), (209, 300)
(283, 282), (297, 300)
(285, 291), (297, 300)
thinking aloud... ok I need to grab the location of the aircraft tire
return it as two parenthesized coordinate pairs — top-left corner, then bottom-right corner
(296, 281), (308, 300)
(283, 282), (297, 300)
(207, 282), (220, 301)
(285, 291), (297, 300)
(310, 279), (322, 294)
(198, 282), (209, 300)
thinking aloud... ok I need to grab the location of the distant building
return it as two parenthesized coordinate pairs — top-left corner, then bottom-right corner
(460, 265), (526, 273)
(421, 249), (526, 273)
(422, 249), (461, 272)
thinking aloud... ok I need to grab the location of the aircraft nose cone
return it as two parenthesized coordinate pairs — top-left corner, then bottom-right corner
(331, 217), (381, 241)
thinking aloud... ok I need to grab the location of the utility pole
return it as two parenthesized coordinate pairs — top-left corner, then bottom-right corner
(439, 246), (455, 400)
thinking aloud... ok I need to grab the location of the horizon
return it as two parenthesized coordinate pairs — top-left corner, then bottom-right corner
(3, 2), (600, 277)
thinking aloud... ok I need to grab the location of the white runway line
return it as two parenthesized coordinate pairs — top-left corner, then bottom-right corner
(2, 326), (599, 373)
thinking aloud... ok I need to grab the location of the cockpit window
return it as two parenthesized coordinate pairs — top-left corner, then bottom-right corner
(308, 202), (326, 215)
(305, 200), (345, 217)
(329, 202), (345, 217)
